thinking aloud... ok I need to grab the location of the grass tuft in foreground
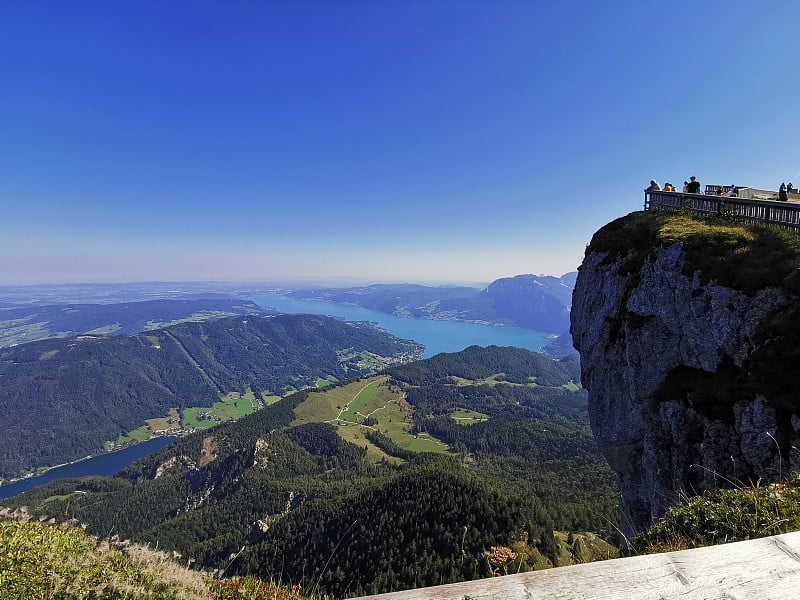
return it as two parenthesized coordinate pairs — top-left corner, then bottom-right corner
(0, 518), (316, 599)
(633, 472), (800, 554)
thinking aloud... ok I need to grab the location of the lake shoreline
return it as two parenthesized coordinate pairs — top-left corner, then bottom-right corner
(0, 436), (179, 499)
(251, 294), (549, 358)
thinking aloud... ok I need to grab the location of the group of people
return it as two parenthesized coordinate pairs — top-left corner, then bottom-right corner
(646, 176), (798, 201)
(645, 176), (704, 194)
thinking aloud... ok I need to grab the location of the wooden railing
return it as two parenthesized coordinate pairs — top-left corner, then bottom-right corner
(355, 531), (800, 600)
(644, 190), (800, 233)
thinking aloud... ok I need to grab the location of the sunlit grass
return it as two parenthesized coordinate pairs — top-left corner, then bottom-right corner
(633, 472), (800, 554)
(0, 518), (323, 599)
(588, 210), (800, 293)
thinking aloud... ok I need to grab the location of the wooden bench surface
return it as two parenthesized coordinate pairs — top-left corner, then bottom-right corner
(353, 531), (800, 600)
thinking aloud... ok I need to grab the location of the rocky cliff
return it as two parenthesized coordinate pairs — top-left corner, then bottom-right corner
(571, 211), (800, 537)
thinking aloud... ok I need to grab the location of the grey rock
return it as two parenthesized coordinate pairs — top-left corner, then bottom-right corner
(572, 241), (798, 537)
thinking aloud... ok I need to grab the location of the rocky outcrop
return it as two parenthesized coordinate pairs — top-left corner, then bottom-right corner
(571, 215), (800, 537)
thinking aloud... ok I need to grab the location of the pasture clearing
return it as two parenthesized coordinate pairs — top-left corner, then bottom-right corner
(182, 390), (259, 430)
(450, 408), (489, 425)
(116, 426), (152, 446)
(315, 375), (339, 388)
(292, 376), (450, 460)
(451, 373), (541, 388)
(337, 378), (382, 421)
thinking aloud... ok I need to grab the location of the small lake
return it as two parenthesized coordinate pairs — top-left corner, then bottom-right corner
(0, 436), (177, 499)
(251, 294), (548, 358)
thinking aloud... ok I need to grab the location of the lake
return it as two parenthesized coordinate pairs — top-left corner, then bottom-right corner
(0, 297), (547, 499)
(251, 294), (549, 358)
(0, 436), (177, 499)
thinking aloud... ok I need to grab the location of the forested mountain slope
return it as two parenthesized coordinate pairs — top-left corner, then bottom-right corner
(2, 346), (617, 597)
(0, 314), (421, 479)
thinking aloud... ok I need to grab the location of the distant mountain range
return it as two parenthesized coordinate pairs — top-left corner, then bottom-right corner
(0, 313), (421, 480)
(289, 272), (577, 334)
(0, 298), (274, 348)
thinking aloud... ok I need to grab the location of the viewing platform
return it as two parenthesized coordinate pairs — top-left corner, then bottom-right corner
(355, 530), (800, 600)
(644, 189), (800, 233)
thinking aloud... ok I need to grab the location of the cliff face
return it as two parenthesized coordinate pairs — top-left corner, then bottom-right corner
(571, 212), (800, 537)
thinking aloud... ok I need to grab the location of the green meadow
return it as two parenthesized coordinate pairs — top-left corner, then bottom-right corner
(293, 376), (449, 461)
(182, 389), (260, 430)
(450, 408), (490, 425)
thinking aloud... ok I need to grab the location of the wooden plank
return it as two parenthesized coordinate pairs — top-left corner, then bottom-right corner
(353, 531), (800, 600)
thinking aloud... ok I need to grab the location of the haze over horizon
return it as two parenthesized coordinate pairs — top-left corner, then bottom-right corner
(3, 1), (799, 286)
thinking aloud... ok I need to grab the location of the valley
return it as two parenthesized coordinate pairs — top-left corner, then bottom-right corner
(1, 345), (618, 597)
(0, 313), (423, 482)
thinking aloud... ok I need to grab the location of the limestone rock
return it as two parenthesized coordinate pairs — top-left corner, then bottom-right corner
(572, 237), (800, 537)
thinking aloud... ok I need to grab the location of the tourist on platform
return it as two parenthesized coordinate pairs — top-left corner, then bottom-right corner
(645, 180), (661, 192)
(779, 183), (788, 201)
(728, 185), (738, 197)
(685, 176), (701, 194)
(788, 182), (795, 194)
(664, 182), (676, 192)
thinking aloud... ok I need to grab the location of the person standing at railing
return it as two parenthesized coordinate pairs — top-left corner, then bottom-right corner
(664, 182), (676, 192)
(645, 180), (661, 192)
(779, 183), (788, 201)
(728, 185), (738, 197)
(685, 176), (701, 194)
(788, 183), (795, 194)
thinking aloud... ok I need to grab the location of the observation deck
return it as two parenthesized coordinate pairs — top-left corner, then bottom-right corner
(645, 189), (800, 233)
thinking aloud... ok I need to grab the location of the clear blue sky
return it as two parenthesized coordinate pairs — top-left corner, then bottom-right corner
(3, 1), (799, 286)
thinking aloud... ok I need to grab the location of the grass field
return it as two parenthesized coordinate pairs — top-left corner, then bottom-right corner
(145, 407), (180, 432)
(115, 425), (152, 446)
(0, 320), (52, 348)
(84, 324), (122, 335)
(450, 408), (490, 425)
(108, 388), (273, 449)
(292, 376), (450, 461)
(450, 373), (540, 387)
(182, 391), (260, 430)
(261, 392), (282, 405)
(405, 433), (448, 452)
(315, 375), (339, 388)
(338, 379), (381, 421)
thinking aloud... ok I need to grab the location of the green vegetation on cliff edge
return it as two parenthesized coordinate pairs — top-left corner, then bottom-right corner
(633, 472), (800, 555)
(587, 210), (800, 293)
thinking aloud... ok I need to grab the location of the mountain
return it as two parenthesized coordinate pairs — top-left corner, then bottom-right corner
(571, 210), (800, 536)
(0, 298), (275, 348)
(287, 273), (577, 333)
(1, 346), (617, 597)
(0, 313), (422, 480)
(473, 274), (572, 331)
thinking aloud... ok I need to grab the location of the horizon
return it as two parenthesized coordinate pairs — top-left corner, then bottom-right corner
(3, 1), (800, 286)
(0, 269), (577, 293)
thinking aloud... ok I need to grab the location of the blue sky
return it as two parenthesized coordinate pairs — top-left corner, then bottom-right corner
(3, 1), (799, 286)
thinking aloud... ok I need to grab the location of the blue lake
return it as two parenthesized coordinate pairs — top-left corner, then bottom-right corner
(0, 297), (548, 499)
(251, 294), (549, 358)
(0, 436), (177, 499)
